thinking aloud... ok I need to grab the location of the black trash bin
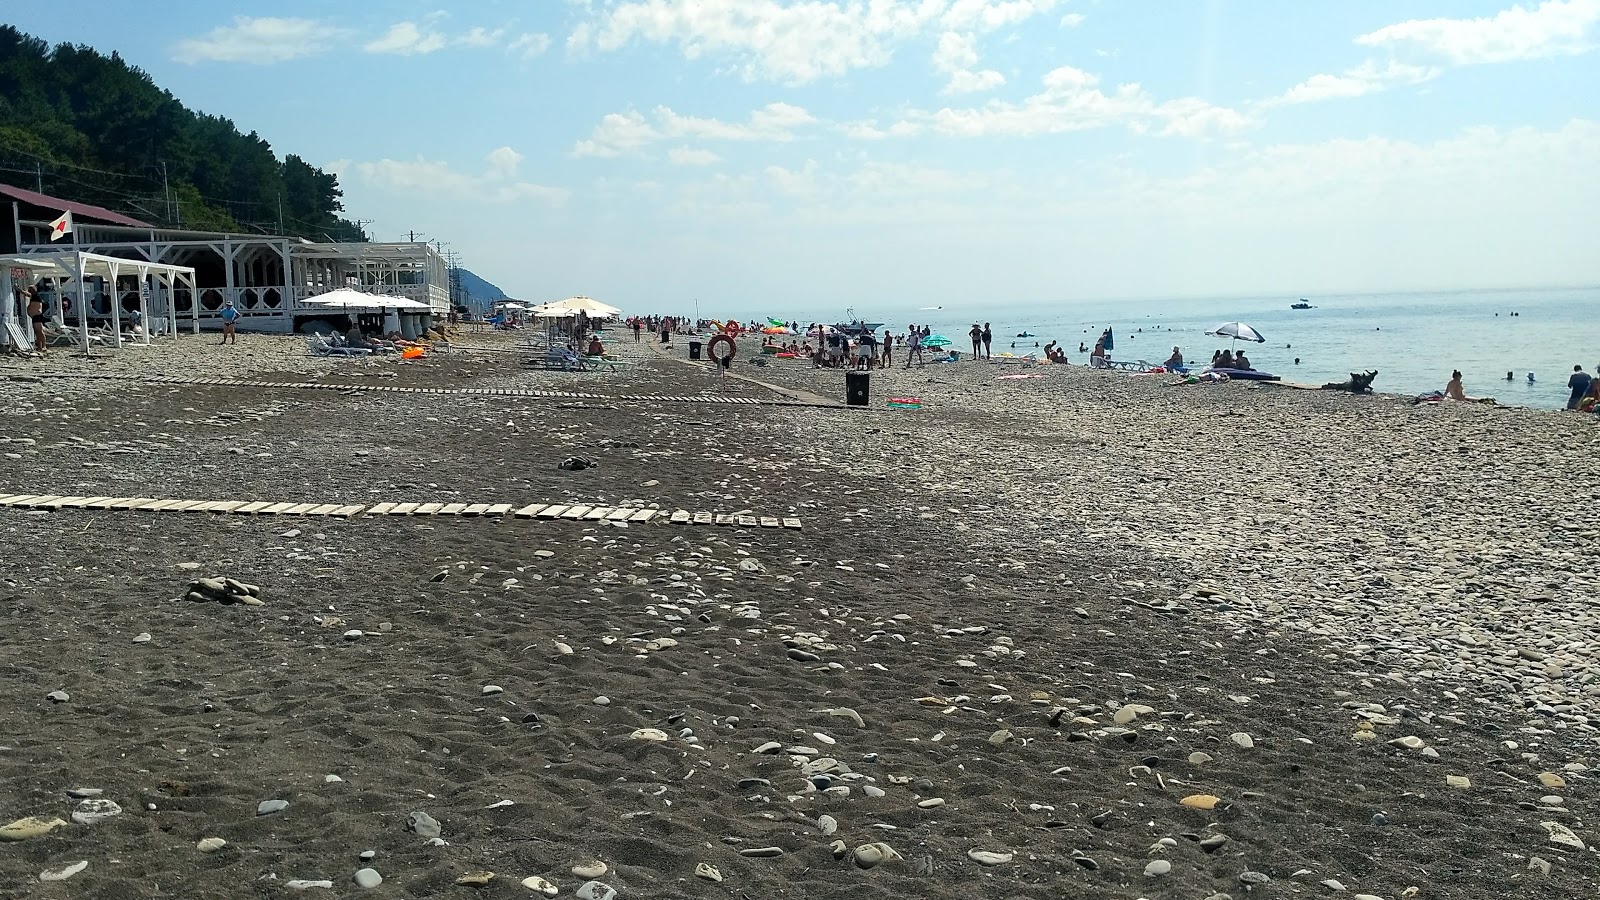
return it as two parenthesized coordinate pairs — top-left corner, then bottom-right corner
(688, 341), (703, 360)
(845, 371), (870, 407)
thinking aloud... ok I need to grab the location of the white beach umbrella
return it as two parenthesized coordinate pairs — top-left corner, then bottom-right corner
(1207, 322), (1267, 343)
(528, 304), (579, 318)
(304, 289), (417, 310)
(547, 296), (622, 317)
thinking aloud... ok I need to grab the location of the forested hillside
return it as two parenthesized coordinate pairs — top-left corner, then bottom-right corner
(0, 25), (365, 240)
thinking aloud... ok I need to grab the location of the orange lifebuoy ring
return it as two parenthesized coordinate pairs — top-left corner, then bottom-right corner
(707, 333), (737, 366)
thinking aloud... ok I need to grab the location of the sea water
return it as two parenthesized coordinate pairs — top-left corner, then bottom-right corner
(765, 286), (1597, 410)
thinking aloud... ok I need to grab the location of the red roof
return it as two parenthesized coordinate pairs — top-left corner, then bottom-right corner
(0, 182), (152, 228)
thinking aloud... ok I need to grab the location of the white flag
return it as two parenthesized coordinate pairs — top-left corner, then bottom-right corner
(47, 210), (73, 241)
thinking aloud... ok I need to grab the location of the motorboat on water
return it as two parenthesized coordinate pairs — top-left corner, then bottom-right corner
(832, 320), (884, 335)
(1291, 299), (1314, 309)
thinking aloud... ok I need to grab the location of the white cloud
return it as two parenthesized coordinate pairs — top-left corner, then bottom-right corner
(574, 102), (818, 157)
(569, 0), (1061, 84)
(365, 21), (449, 56)
(573, 111), (661, 158)
(458, 27), (506, 48)
(486, 146), (524, 177)
(933, 31), (980, 70)
(1270, 59), (1441, 106)
(1356, 0), (1600, 65)
(1272, 1), (1600, 106)
(668, 147), (724, 166)
(1060, 12), (1086, 28)
(862, 65), (1248, 138)
(173, 17), (342, 64)
(932, 31), (1006, 94)
(944, 68), (1008, 94)
(508, 32), (552, 58)
(353, 148), (565, 205)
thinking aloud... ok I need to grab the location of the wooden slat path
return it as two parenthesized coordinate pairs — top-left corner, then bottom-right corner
(0, 492), (800, 529)
(4, 372), (843, 410)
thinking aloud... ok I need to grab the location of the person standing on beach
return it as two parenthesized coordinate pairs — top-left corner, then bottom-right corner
(981, 323), (993, 360)
(1568, 365), (1592, 410)
(26, 286), (47, 354)
(969, 323), (982, 359)
(218, 299), (241, 345)
(632, 318), (642, 342)
(905, 328), (924, 368)
(880, 329), (893, 369)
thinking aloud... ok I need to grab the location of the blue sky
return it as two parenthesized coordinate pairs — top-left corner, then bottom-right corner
(7, 1), (1599, 311)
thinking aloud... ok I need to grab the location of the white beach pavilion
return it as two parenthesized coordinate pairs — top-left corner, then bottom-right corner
(1, 250), (198, 354)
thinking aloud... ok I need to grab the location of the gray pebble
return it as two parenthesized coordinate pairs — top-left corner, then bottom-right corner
(353, 868), (382, 889)
(256, 799), (288, 816)
(576, 881), (617, 900)
(407, 811), (441, 838)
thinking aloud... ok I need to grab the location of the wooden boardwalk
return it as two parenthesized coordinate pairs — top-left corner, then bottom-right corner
(2, 372), (845, 409)
(0, 493), (801, 530)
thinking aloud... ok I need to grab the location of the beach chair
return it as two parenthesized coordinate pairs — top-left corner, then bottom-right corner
(308, 334), (369, 357)
(43, 318), (106, 349)
(525, 347), (588, 371)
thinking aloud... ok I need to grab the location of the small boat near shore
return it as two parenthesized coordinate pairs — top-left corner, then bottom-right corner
(1205, 367), (1280, 381)
(1291, 299), (1315, 309)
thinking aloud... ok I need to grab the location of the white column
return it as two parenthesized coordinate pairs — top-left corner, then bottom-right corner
(75, 251), (90, 356)
(108, 259), (124, 349)
(135, 265), (151, 346)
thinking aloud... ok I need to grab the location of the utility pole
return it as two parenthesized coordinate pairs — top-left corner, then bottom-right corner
(159, 161), (172, 222)
(276, 193), (284, 234)
(35, 163), (43, 193)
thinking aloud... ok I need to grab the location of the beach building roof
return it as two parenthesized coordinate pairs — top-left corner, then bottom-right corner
(0, 183), (153, 229)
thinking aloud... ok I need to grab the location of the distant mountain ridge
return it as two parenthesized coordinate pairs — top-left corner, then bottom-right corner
(452, 267), (511, 303)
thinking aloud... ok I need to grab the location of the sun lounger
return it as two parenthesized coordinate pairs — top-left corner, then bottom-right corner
(308, 334), (369, 357)
(524, 348), (589, 371)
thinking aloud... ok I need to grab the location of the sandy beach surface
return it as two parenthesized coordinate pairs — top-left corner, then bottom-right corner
(1, 331), (1597, 899)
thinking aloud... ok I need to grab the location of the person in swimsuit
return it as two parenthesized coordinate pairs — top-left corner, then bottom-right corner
(219, 299), (241, 345)
(981, 322), (993, 360)
(26, 286), (47, 353)
(880, 329), (893, 369)
(1444, 370), (1467, 401)
(969, 323), (982, 358)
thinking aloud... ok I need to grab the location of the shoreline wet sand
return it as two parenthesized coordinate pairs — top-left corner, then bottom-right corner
(1, 331), (1596, 899)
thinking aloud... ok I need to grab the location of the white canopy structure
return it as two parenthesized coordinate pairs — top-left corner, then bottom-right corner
(2, 251), (198, 355)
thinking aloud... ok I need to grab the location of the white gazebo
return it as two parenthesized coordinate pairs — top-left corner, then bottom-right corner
(2, 250), (198, 354)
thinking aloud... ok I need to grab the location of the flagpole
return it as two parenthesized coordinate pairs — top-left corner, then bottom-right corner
(71, 214), (90, 357)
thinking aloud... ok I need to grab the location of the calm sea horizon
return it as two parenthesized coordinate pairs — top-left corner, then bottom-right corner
(724, 286), (1597, 411)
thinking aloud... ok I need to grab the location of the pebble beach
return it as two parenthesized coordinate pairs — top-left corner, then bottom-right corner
(1, 331), (1597, 899)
